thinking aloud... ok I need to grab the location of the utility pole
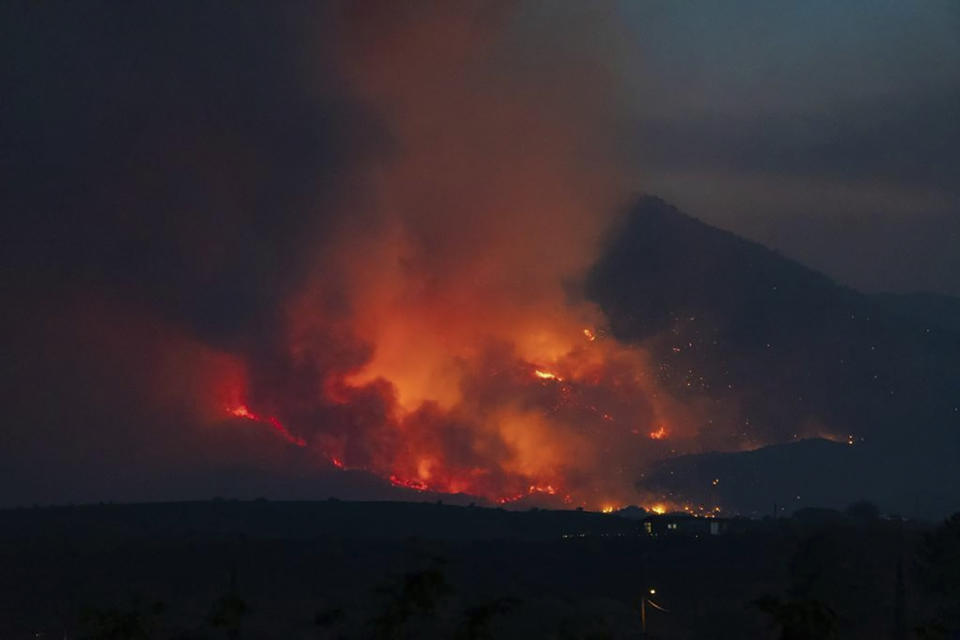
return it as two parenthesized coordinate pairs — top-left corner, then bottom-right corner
(641, 594), (646, 637)
(640, 588), (667, 638)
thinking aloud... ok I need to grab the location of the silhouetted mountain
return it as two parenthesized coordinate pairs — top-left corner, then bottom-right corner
(643, 438), (861, 516)
(587, 196), (960, 517)
(870, 291), (960, 333)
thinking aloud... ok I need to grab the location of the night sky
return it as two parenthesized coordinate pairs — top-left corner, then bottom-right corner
(2, 1), (958, 509)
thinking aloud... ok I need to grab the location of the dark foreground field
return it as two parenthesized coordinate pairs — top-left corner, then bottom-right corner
(1, 500), (956, 639)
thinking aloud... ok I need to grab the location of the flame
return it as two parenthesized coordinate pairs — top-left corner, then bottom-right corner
(228, 405), (255, 420)
(650, 503), (667, 515)
(496, 483), (560, 505)
(199, 6), (735, 509)
(534, 369), (561, 381)
(649, 426), (668, 440)
(227, 404), (306, 448)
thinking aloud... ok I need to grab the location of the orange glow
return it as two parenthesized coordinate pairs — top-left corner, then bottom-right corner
(227, 404), (306, 448)
(200, 7), (748, 509)
(229, 405), (255, 420)
(389, 475), (429, 492)
(650, 503), (666, 515)
(600, 504), (616, 513)
(534, 369), (561, 381)
(649, 426), (668, 440)
(496, 483), (560, 505)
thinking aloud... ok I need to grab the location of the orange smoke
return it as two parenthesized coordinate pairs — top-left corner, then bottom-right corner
(194, 3), (705, 508)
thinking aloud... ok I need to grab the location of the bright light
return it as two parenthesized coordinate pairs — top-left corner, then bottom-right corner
(651, 503), (666, 515)
(601, 505), (616, 514)
(229, 405), (255, 419)
(582, 328), (596, 342)
(649, 426), (667, 440)
(227, 404), (306, 447)
(534, 369), (561, 381)
(649, 588), (656, 595)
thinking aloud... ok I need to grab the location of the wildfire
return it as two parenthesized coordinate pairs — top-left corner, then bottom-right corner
(389, 475), (429, 492)
(649, 426), (668, 440)
(650, 503), (667, 515)
(228, 405), (255, 420)
(600, 504), (616, 514)
(496, 483), (561, 505)
(582, 328), (596, 342)
(227, 404), (307, 447)
(534, 369), (561, 381)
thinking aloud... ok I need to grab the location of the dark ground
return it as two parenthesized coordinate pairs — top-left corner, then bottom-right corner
(0, 500), (953, 639)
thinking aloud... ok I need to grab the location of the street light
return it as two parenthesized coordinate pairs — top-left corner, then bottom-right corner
(640, 587), (669, 638)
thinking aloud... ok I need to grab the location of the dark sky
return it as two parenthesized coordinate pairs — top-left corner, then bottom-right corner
(611, 0), (960, 295)
(2, 1), (958, 507)
(6, 1), (958, 299)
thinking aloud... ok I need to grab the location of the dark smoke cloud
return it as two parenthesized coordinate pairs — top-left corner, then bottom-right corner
(2, 1), (956, 509)
(1, 1), (383, 504)
(2, 1), (382, 343)
(1, 1), (659, 506)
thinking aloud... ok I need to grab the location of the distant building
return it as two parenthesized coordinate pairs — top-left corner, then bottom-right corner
(642, 514), (730, 536)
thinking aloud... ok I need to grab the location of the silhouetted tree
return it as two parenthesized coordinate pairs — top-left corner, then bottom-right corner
(787, 524), (900, 637)
(373, 567), (453, 639)
(916, 513), (960, 637)
(456, 597), (519, 640)
(314, 607), (345, 628)
(208, 594), (248, 640)
(845, 501), (880, 522)
(79, 600), (164, 640)
(754, 596), (837, 640)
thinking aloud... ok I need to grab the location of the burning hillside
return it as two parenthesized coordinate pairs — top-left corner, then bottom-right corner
(12, 1), (951, 515)
(188, 2), (711, 510)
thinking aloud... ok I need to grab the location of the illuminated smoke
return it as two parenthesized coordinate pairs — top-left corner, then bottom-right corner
(208, 2), (700, 508)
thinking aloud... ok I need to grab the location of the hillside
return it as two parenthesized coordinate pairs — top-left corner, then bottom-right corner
(587, 196), (960, 517)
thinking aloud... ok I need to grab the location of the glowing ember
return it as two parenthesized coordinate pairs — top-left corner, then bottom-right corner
(495, 483), (560, 505)
(582, 328), (596, 341)
(227, 404), (306, 447)
(530, 484), (557, 495)
(389, 475), (429, 492)
(649, 426), (667, 440)
(229, 405), (255, 420)
(534, 369), (561, 381)
(600, 505), (616, 513)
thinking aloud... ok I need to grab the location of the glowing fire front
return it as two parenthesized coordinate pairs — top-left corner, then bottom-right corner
(649, 426), (668, 440)
(534, 369), (561, 381)
(215, 317), (694, 512)
(228, 404), (306, 448)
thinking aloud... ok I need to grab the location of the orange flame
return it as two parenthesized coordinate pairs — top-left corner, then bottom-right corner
(227, 404), (306, 448)
(649, 426), (668, 440)
(534, 369), (561, 381)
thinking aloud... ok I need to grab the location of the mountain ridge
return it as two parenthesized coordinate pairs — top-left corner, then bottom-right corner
(587, 195), (960, 517)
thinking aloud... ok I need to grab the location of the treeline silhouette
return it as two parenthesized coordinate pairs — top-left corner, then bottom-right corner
(3, 500), (959, 638)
